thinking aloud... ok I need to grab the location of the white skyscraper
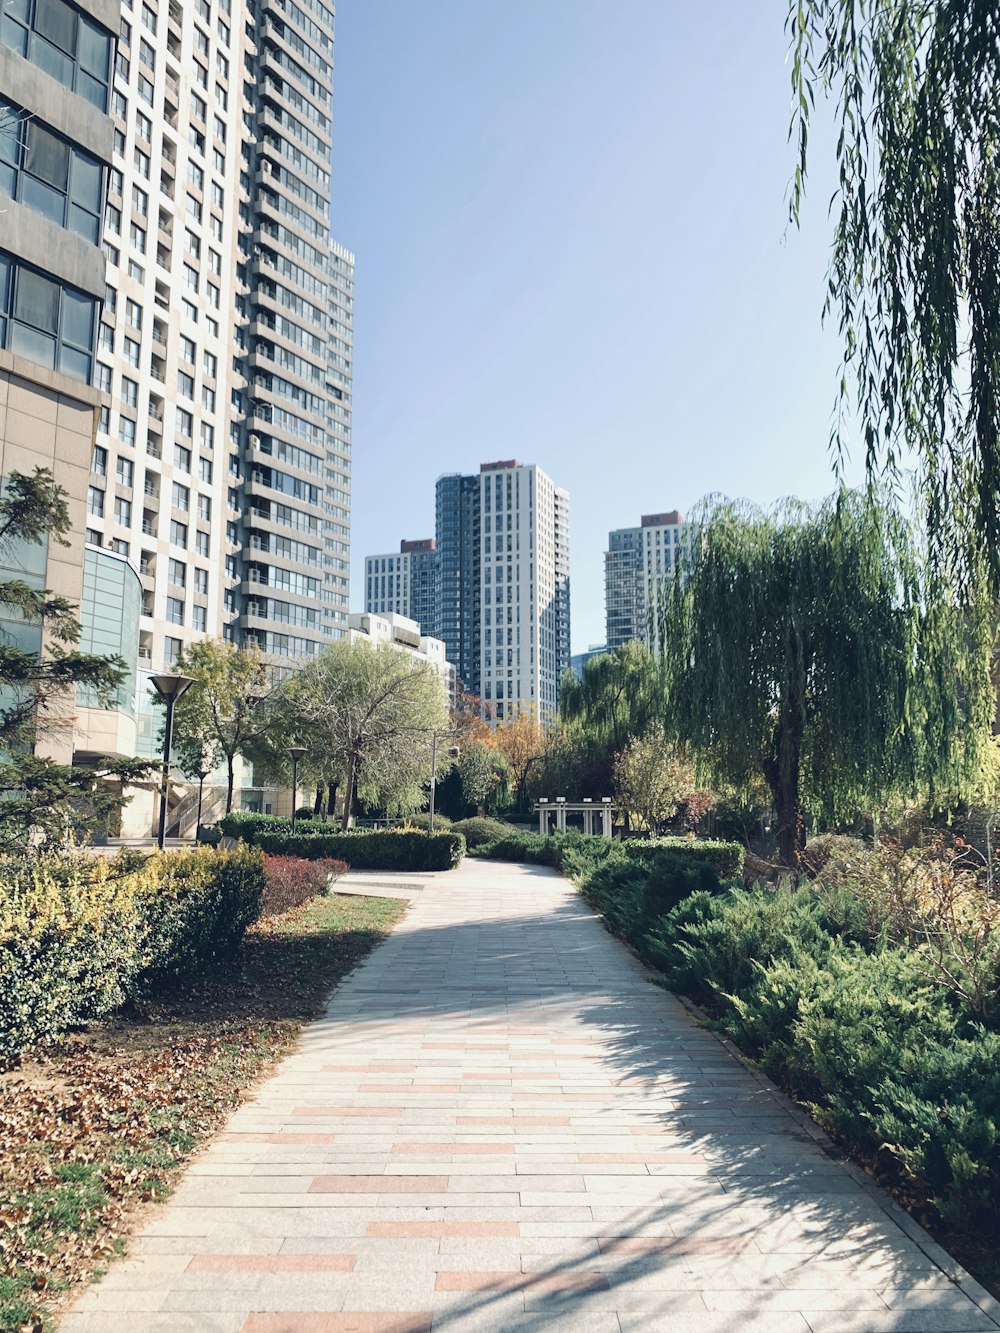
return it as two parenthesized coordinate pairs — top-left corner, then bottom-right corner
(475, 460), (570, 721)
(364, 460), (571, 721)
(605, 510), (686, 651)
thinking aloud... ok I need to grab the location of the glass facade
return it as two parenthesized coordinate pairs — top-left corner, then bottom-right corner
(435, 472), (481, 696)
(76, 547), (141, 714)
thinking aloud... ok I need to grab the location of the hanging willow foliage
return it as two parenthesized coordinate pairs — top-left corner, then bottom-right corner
(788, 0), (1000, 591)
(658, 491), (993, 867)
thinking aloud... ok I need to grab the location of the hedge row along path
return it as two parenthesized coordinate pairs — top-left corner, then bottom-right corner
(62, 859), (1000, 1333)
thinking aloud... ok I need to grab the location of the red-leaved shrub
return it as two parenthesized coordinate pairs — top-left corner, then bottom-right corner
(262, 854), (347, 916)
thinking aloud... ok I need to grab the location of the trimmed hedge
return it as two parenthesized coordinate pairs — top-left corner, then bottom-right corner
(623, 836), (744, 880)
(0, 846), (265, 1060)
(248, 829), (465, 873)
(218, 810), (332, 839)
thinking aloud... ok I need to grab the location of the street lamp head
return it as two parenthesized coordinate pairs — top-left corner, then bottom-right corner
(194, 768), (208, 782)
(287, 746), (308, 762)
(150, 672), (195, 702)
(447, 744), (460, 759)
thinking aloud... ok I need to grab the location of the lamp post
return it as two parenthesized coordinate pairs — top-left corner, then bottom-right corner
(429, 732), (460, 833)
(194, 765), (208, 835)
(288, 746), (307, 831)
(150, 672), (195, 850)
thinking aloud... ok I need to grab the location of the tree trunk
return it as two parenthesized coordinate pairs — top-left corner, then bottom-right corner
(226, 754), (235, 814)
(763, 717), (805, 869)
(313, 785), (323, 816)
(341, 754), (356, 831)
(328, 782), (337, 824)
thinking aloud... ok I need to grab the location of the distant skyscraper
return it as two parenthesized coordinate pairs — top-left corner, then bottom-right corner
(364, 538), (437, 632)
(435, 471), (481, 696)
(365, 461), (571, 720)
(605, 511), (685, 651)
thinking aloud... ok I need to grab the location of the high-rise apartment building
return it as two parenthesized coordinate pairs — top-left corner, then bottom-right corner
(364, 538), (436, 632)
(435, 470), (480, 696)
(605, 510), (685, 651)
(84, 0), (349, 757)
(365, 461), (571, 721)
(478, 460), (570, 720)
(4, 0), (353, 827)
(0, 0), (126, 764)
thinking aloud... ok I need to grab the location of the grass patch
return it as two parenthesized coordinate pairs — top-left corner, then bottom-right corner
(0, 891), (405, 1332)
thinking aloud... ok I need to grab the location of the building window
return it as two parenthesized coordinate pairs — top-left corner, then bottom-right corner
(87, 484), (104, 517)
(171, 481), (189, 511)
(169, 520), (187, 548)
(195, 530), (209, 556)
(164, 636), (182, 664)
(0, 255), (96, 381)
(91, 444), (106, 475)
(174, 444), (191, 471)
(192, 604), (207, 632)
(0, 108), (105, 244)
(168, 557), (186, 587)
(113, 496), (131, 524)
(194, 567), (208, 594)
(166, 596), (184, 626)
(115, 456), (133, 486)
(0, 0), (112, 112)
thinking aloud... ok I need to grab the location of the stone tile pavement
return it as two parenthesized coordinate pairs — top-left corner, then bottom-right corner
(61, 859), (1000, 1333)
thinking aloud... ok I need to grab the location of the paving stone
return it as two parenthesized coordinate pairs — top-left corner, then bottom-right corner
(59, 860), (1000, 1333)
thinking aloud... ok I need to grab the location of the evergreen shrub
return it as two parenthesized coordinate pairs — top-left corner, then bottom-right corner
(0, 846), (265, 1060)
(623, 836), (744, 880)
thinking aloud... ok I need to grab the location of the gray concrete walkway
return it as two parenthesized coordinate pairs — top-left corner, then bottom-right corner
(62, 859), (1000, 1333)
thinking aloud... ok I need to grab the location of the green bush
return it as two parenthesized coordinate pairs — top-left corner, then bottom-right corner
(623, 836), (744, 880)
(400, 811), (453, 831)
(472, 830), (624, 876)
(218, 810), (334, 839)
(0, 846), (266, 1061)
(0, 853), (139, 1060)
(450, 816), (512, 847)
(471, 831), (555, 864)
(134, 846), (265, 985)
(249, 829), (465, 872)
(581, 859), (649, 940)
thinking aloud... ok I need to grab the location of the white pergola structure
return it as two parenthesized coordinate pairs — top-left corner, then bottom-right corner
(536, 796), (614, 838)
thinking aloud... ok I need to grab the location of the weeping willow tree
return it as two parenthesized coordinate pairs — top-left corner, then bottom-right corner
(789, 1), (1000, 592)
(559, 642), (662, 755)
(659, 491), (993, 867)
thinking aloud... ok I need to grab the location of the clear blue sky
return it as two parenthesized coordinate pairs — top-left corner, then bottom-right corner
(332, 2), (861, 653)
